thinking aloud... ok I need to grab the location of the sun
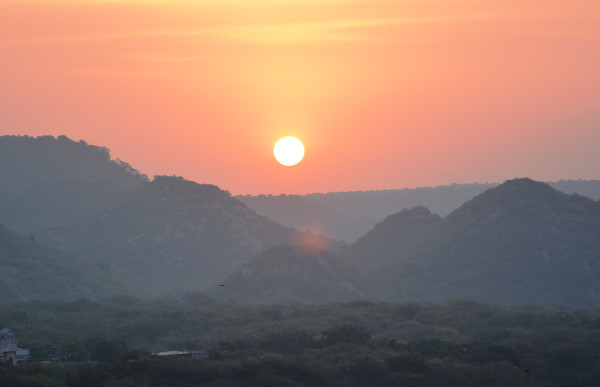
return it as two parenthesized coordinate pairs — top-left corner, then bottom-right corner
(274, 136), (304, 166)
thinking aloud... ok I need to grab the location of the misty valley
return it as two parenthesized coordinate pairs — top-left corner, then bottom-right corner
(1, 135), (600, 386)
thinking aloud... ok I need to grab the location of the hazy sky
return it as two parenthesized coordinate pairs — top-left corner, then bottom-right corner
(1, 0), (599, 194)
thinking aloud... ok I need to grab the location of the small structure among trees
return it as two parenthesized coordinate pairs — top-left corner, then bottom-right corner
(0, 327), (17, 365)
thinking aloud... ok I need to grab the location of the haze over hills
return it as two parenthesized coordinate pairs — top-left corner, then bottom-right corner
(219, 179), (600, 307)
(344, 178), (600, 307)
(220, 179), (600, 308)
(1, 135), (599, 308)
(0, 135), (327, 296)
(54, 175), (309, 295)
(238, 180), (600, 242)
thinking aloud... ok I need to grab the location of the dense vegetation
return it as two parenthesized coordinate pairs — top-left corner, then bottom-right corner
(0, 225), (130, 302)
(1, 298), (600, 386)
(216, 245), (366, 303)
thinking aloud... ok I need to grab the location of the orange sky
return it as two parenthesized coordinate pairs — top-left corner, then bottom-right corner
(1, 0), (599, 194)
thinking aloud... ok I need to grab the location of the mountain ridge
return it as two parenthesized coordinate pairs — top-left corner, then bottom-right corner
(238, 180), (600, 242)
(0, 135), (336, 297)
(1, 135), (599, 307)
(344, 178), (600, 307)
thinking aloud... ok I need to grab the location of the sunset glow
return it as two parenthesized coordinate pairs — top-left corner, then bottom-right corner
(1, 0), (599, 194)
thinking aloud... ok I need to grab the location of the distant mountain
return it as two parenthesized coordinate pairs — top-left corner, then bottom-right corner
(0, 225), (130, 301)
(237, 194), (375, 242)
(238, 180), (600, 242)
(345, 178), (600, 307)
(213, 245), (367, 304)
(238, 184), (496, 242)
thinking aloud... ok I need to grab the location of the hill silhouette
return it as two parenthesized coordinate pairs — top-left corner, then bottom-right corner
(239, 180), (600, 242)
(1, 135), (599, 307)
(0, 135), (146, 191)
(0, 135), (148, 242)
(0, 135), (330, 297)
(218, 179), (600, 307)
(346, 178), (600, 307)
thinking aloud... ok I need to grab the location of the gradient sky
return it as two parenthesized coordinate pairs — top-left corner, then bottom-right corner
(1, 0), (599, 195)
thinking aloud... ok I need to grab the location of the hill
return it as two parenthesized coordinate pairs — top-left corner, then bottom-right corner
(53, 176), (309, 295)
(213, 245), (367, 303)
(0, 135), (148, 241)
(0, 225), (129, 301)
(2, 135), (599, 306)
(0, 135), (328, 297)
(345, 178), (600, 307)
(0, 135), (147, 192)
(239, 180), (600, 242)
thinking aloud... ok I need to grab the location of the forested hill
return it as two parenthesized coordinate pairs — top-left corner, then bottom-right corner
(345, 178), (600, 307)
(215, 245), (367, 303)
(0, 225), (130, 301)
(0, 135), (327, 297)
(53, 175), (308, 295)
(1, 135), (599, 306)
(212, 179), (600, 307)
(0, 135), (147, 192)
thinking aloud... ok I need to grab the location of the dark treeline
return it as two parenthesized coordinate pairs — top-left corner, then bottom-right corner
(1, 297), (600, 386)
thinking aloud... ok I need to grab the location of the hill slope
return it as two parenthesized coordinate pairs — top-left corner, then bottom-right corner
(0, 135), (325, 297)
(0, 135), (146, 192)
(214, 245), (367, 303)
(345, 178), (600, 307)
(0, 135), (148, 240)
(54, 176), (305, 295)
(0, 225), (130, 301)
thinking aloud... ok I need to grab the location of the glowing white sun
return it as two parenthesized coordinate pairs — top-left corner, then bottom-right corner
(274, 136), (304, 166)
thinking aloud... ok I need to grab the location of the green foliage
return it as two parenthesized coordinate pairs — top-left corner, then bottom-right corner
(320, 324), (371, 346)
(2, 299), (599, 385)
(260, 330), (316, 353)
(0, 227), (130, 302)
